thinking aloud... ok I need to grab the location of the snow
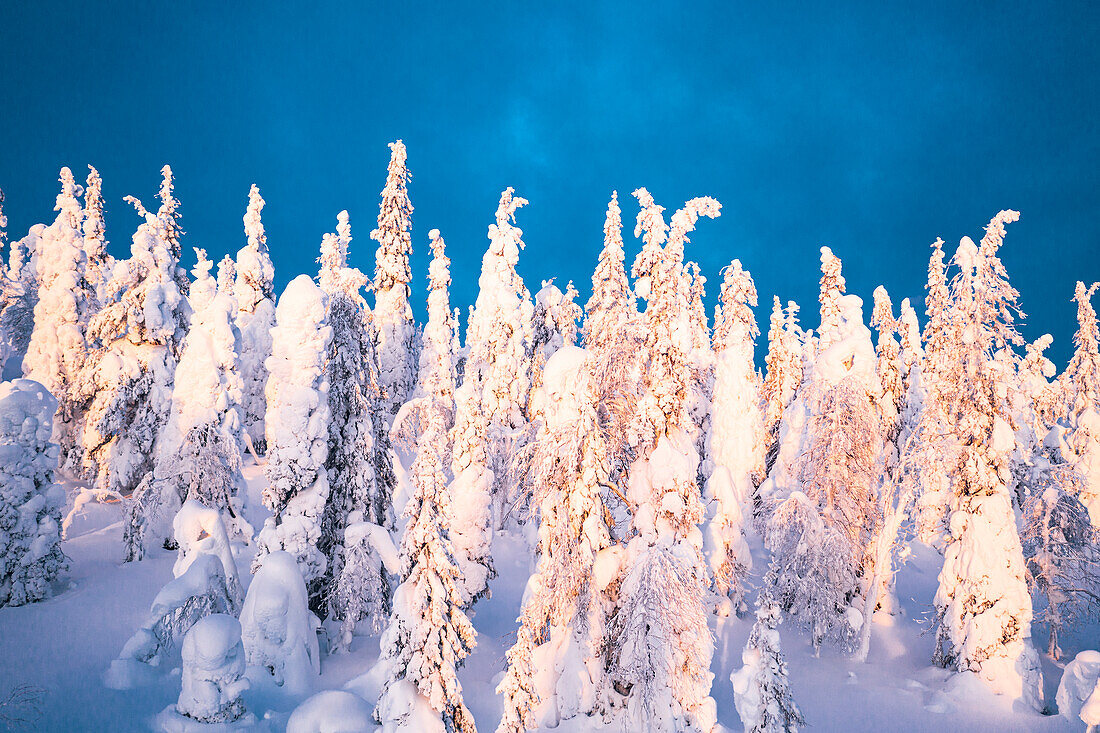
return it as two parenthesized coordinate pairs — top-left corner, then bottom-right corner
(1057, 650), (1100, 726)
(286, 690), (374, 732)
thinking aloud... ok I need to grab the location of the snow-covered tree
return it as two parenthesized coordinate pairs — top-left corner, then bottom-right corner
(760, 297), (804, 470)
(255, 275), (332, 584)
(1019, 459), (1100, 659)
(317, 214), (394, 626)
(817, 246), (846, 350)
(128, 249), (247, 554)
(608, 543), (717, 733)
(449, 187), (534, 601)
(84, 166), (190, 532)
(234, 184), (276, 455)
(371, 140), (417, 420)
(376, 367), (476, 733)
(871, 286), (904, 441)
(168, 614), (252, 726)
(704, 260), (763, 610)
(82, 165), (113, 304)
(23, 167), (96, 470)
(926, 212), (1044, 710)
(0, 379), (66, 607)
(731, 595), (804, 733)
(584, 191), (638, 356)
(0, 222), (41, 374)
(241, 550), (321, 694)
(497, 346), (616, 731)
(607, 190), (721, 731)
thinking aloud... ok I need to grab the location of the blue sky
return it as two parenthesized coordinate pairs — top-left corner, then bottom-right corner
(1, 1), (1097, 364)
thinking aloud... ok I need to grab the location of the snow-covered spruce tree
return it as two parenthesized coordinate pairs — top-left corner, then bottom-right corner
(817, 246), (846, 350)
(82, 165), (113, 305)
(0, 221), (42, 374)
(896, 297), (925, 443)
(166, 614), (252, 726)
(607, 190), (720, 732)
(497, 347), (616, 731)
(84, 167), (190, 540)
(376, 371), (476, 733)
(760, 296), (804, 473)
(0, 379), (66, 607)
(255, 275), (332, 585)
(871, 286), (904, 443)
(766, 294), (883, 653)
(130, 250), (247, 553)
(371, 140), (417, 421)
(927, 212), (1044, 710)
(23, 167), (97, 471)
(1057, 281), (1100, 528)
(703, 259), (763, 611)
(731, 594), (804, 733)
(234, 184), (276, 456)
(911, 237), (956, 545)
(317, 216), (394, 630)
(449, 187), (534, 601)
(582, 191), (645, 474)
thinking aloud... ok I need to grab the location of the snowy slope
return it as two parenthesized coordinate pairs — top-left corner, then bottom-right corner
(0, 464), (1087, 732)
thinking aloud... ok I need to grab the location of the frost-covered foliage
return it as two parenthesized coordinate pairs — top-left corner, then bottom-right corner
(763, 491), (859, 652)
(731, 596), (804, 733)
(0, 379), (66, 607)
(130, 250), (247, 555)
(608, 543), (717, 733)
(704, 260), (762, 610)
(107, 553), (238, 689)
(372, 140), (417, 420)
(1057, 650), (1100, 729)
(923, 212), (1044, 711)
(1019, 471), (1100, 659)
(84, 166), (190, 521)
(170, 614), (251, 725)
(1057, 281), (1100, 529)
(256, 275), (332, 583)
(449, 187), (534, 601)
(376, 371), (476, 733)
(234, 184), (276, 455)
(240, 550), (320, 694)
(23, 167), (97, 470)
(317, 214), (394, 630)
(497, 346), (615, 731)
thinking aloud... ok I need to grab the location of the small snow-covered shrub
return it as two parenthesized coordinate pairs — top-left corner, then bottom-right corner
(0, 378), (66, 608)
(1057, 650), (1100, 728)
(240, 551), (320, 694)
(732, 597), (804, 733)
(107, 554), (237, 689)
(170, 614), (251, 725)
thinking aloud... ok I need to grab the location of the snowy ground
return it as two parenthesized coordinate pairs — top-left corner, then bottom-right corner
(0, 460), (1088, 731)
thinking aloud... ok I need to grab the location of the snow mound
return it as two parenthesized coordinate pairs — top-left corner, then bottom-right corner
(287, 690), (375, 732)
(1057, 650), (1100, 725)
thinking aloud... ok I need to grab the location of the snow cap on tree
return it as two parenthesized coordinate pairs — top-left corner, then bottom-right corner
(817, 246), (846, 349)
